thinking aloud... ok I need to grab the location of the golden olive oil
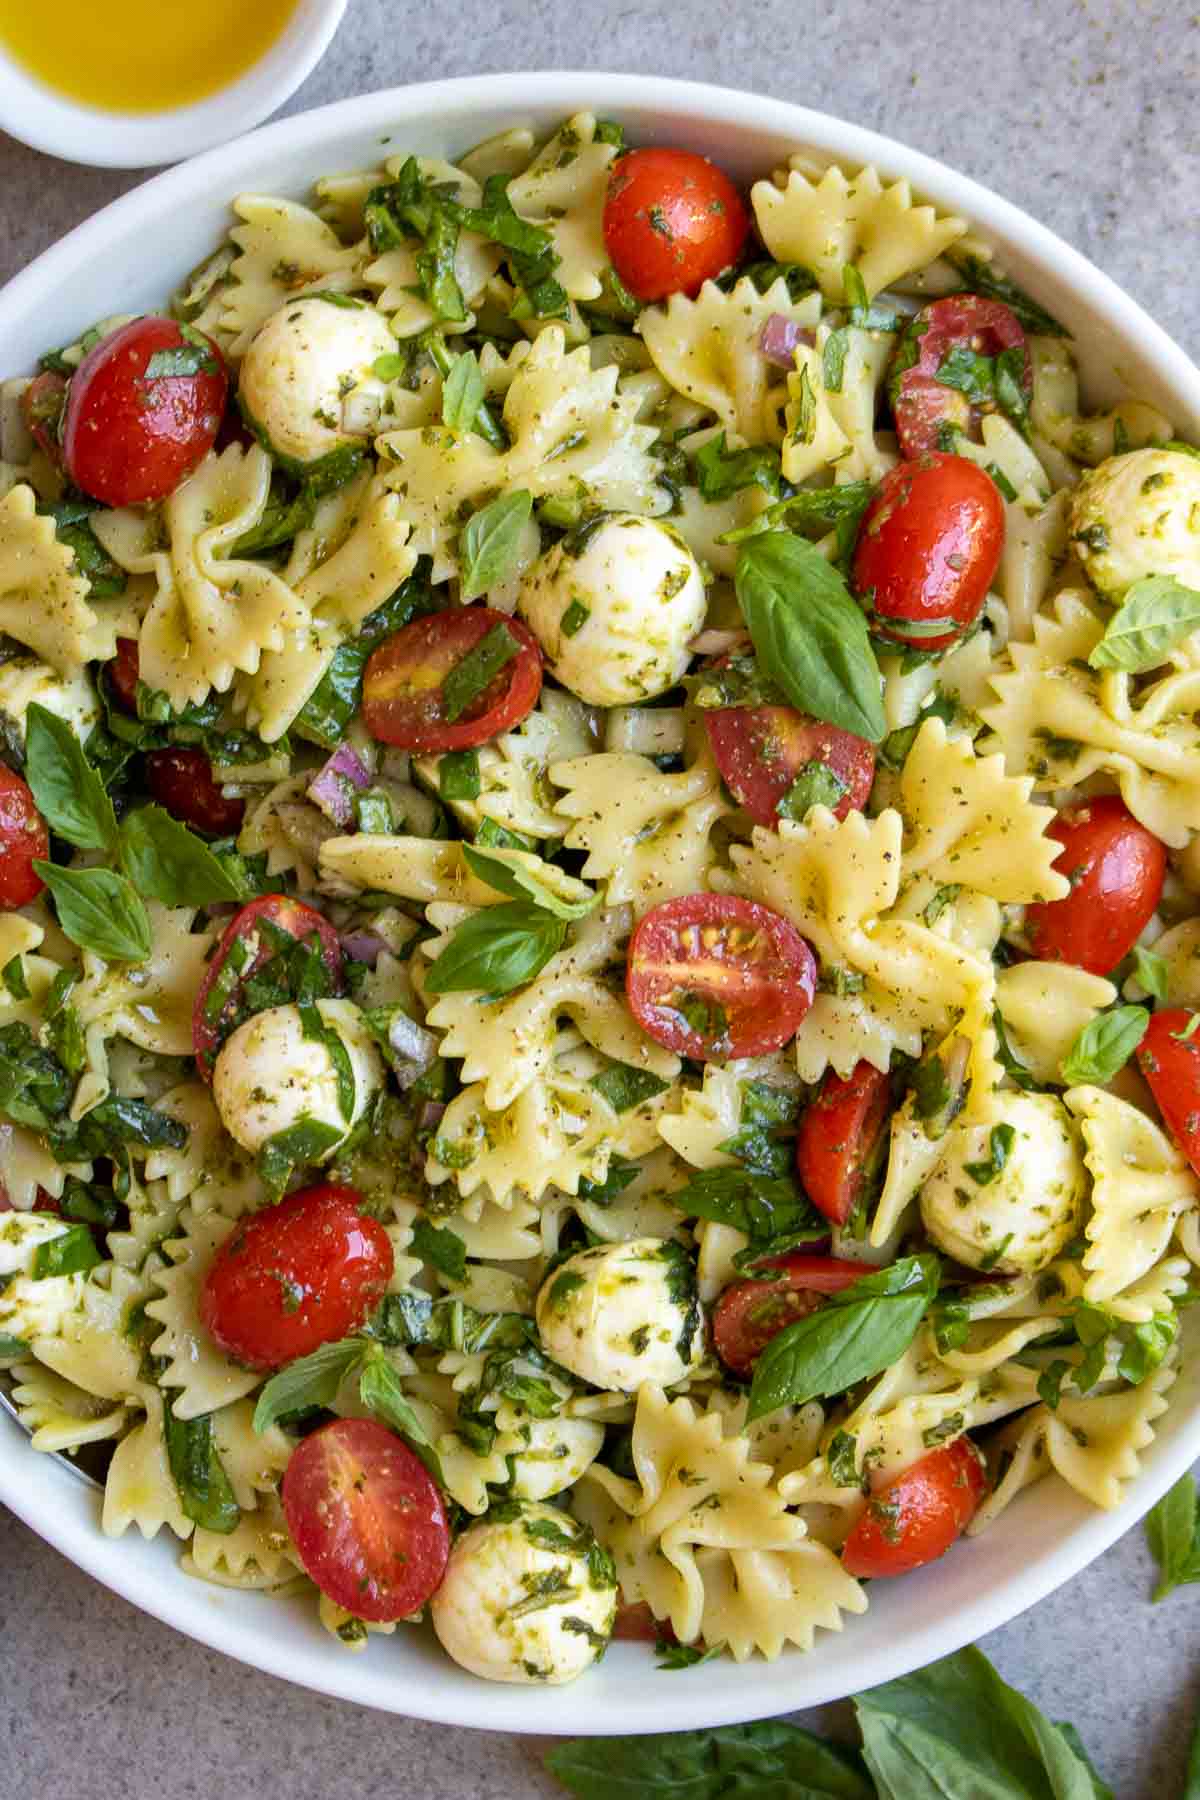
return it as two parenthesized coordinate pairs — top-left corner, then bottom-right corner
(0, 0), (300, 114)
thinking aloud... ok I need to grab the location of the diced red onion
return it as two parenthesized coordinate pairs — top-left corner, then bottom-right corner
(418, 1101), (447, 1133)
(339, 930), (388, 967)
(760, 314), (814, 368)
(307, 744), (371, 828)
(388, 1011), (438, 1089)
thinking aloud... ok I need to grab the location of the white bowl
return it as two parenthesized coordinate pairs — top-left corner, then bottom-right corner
(2, 71), (1199, 1736)
(0, 0), (346, 168)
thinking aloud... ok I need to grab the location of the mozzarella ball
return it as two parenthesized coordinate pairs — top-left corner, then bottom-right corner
(430, 1500), (616, 1684)
(535, 1237), (704, 1392)
(238, 296), (397, 468)
(1069, 447), (1200, 596)
(212, 999), (385, 1156)
(0, 1211), (85, 1344)
(920, 1092), (1086, 1274)
(0, 656), (98, 746)
(507, 1413), (605, 1503)
(517, 514), (705, 706)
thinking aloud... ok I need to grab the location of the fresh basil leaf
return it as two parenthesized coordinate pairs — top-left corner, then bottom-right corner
(776, 759), (847, 821)
(654, 1640), (726, 1671)
(747, 1255), (937, 1421)
(1060, 1004), (1149, 1085)
(546, 1721), (874, 1799)
(357, 1349), (445, 1485)
(119, 805), (244, 907)
(855, 1643), (1107, 1800)
(410, 1217), (467, 1281)
(0, 1022), (80, 1131)
(576, 1155), (642, 1207)
(462, 843), (598, 919)
(441, 622), (520, 722)
(439, 749), (481, 802)
(735, 534), (885, 741)
(47, 1094), (188, 1164)
(43, 501), (127, 599)
(295, 564), (438, 748)
(257, 1118), (346, 1198)
(963, 1122), (1016, 1187)
(1087, 574), (1200, 673)
(459, 490), (534, 603)
(475, 817), (538, 853)
(1, 956), (29, 1001)
(877, 691), (960, 772)
(823, 326), (849, 393)
(589, 1063), (671, 1114)
(694, 432), (781, 502)
(31, 1223), (101, 1280)
(442, 349), (487, 434)
(719, 480), (876, 550)
(1052, 1723), (1115, 1800)
(24, 703), (118, 851)
(946, 250), (1069, 337)
(164, 1401), (239, 1534)
(1127, 944), (1169, 1004)
(34, 864), (151, 963)
(253, 1337), (368, 1432)
(0, 1333), (30, 1358)
(145, 341), (219, 380)
(424, 901), (566, 997)
(672, 1166), (822, 1246)
(1145, 1471), (1200, 1601)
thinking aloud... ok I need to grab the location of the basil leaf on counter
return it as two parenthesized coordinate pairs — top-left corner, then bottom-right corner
(545, 1720), (874, 1799)
(462, 843), (598, 919)
(164, 1401), (239, 1535)
(34, 864), (151, 963)
(747, 1255), (938, 1421)
(459, 490), (533, 602)
(1145, 1472), (1200, 1602)
(1060, 1004), (1149, 1085)
(424, 901), (566, 997)
(119, 805), (244, 907)
(735, 533), (885, 741)
(1087, 574), (1200, 672)
(253, 1337), (368, 1432)
(25, 703), (118, 852)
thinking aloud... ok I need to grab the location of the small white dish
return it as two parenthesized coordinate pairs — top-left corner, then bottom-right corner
(0, 0), (346, 169)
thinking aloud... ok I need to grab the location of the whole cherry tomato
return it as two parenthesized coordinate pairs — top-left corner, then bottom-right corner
(0, 766), (49, 908)
(1024, 796), (1166, 977)
(889, 296), (1031, 459)
(1138, 1008), (1200, 1180)
(107, 637), (141, 715)
(626, 893), (816, 1061)
(703, 699), (875, 828)
(795, 1062), (893, 1227)
(145, 747), (245, 838)
(192, 894), (344, 1080)
(841, 1436), (988, 1578)
(363, 607), (542, 753)
(282, 1418), (450, 1622)
(62, 317), (228, 507)
(852, 452), (1005, 651)
(20, 371), (67, 462)
(603, 148), (750, 302)
(200, 1183), (393, 1371)
(713, 1255), (868, 1379)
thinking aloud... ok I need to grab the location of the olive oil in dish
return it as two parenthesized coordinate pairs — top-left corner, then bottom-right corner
(0, 0), (300, 113)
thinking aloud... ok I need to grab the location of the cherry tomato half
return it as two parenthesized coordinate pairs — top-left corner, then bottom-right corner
(200, 1183), (393, 1371)
(1024, 796), (1166, 977)
(612, 1597), (667, 1642)
(703, 701), (875, 828)
(62, 317), (228, 508)
(889, 296), (1031, 459)
(145, 746), (245, 838)
(1138, 1008), (1200, 1180)
(363, 607), (542, 753)
(0, 766), (48, 909)
(192, 894), (344, 1080)
(795, 1062), (893, 1227)
(713, 1255), (868, 1379)
(841, 1436), (988, 1578)
(20, 371), (67, 462)
(603, 148), (750, 303)
(107, 637), (141, 715)
(852, 452), (1005, 651)
(626, 893), (816, 1061)
(282, 1417), (450, 1622)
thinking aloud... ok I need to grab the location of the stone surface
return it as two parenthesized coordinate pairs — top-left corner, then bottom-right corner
(2, 2), (1199, 1795)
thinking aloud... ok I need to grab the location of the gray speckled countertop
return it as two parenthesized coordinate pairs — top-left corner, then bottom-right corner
(2, 3), (1199, 1795)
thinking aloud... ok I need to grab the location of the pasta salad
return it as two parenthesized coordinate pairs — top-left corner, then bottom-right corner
(1, 112), (1199, 1687)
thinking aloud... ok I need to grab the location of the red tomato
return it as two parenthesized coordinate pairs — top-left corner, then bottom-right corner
(889, 296), (1031, 458)
(795, 1062), (893, 1227)
(0, 766), (48, 908)
(200, 1183), (393, 1371)
(363, 607), (542, 753)
(1138, 1009), (1200, 1180)
(282, 1417), (450, 1622)
(603, 148), (750, 302)
(20, 371), (67, 461)
(145, 746), (245, 837)
(713, 1255), (868, 1379)
(192, 894), (344, 1079)
(852, 453), (1004, 651)
(626, 893), (816, 1061)
(62, 317), (228, 507)
(1024, 797), (1166, 977)
(107, 637), (141, 715)
(841, 1436), (988, 1578)
(703, 702), (875, 828)
(612, 1598), (666, 1642)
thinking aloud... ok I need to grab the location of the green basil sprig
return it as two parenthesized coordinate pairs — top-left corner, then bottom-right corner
(1127, 944), (1169, 1004)
(459, 490), (533, 602)
(24, 704), (119, 851)
(164, 1399), (239, 1535)
(671, 1166), (823, 1249)
(253, 1335), (443, 1485)
(410, 1218), (468, 1281)
(1060, 1004), (1149, 1085)
(424, 901), (566, 997)
(462, 843), (598, 919)
(1087, 574), (1200, 672)
(734, 534), (885, 741)
(747, 1254), (938, 1422)
(33, 864), (152, 964)
(119, 805), (244, 907)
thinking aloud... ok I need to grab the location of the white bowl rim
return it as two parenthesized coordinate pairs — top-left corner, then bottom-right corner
(0, 0), (347, 169)
(2, 68), (1200, 1736)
